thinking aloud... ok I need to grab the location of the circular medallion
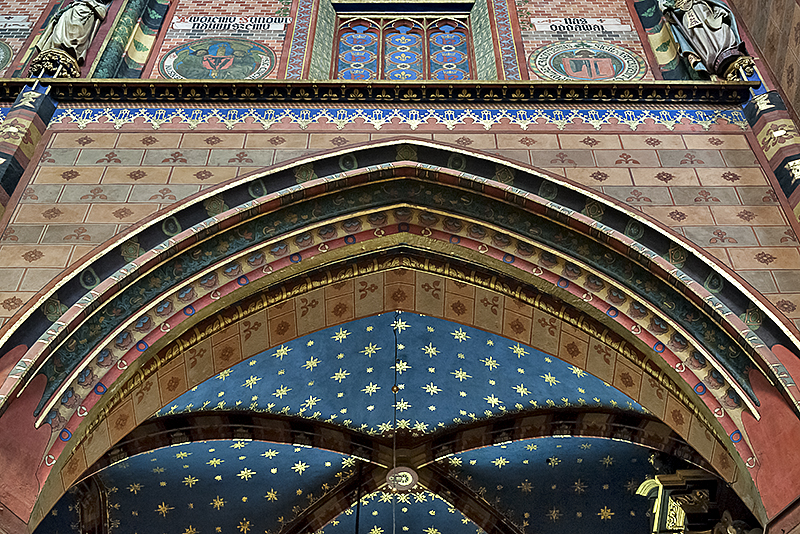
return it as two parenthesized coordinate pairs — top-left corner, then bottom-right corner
(159, 38), (275, 80)
(386, 467), (419, 492)
(0, 40), (12, 72)
(528, 40), (646, 81)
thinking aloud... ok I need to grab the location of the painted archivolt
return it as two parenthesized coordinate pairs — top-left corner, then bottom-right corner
(1, 141), (796, 522)
(17, 181), (761, 416)
(49, 106), (749, 131)
(2, 141), (792, 431)
(30, 201), (756, 478)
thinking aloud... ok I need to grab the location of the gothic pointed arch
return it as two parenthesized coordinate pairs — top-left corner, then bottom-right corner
(2, 139), (800, 530)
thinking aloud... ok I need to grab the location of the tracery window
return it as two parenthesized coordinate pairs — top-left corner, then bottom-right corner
(335, 17), (473, 80)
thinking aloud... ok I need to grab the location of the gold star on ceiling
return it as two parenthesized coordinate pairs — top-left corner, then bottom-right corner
(484, 394), (502, 407)
(273, 385), (292, 399)
(513, 384), (530, 396)
(480, 356), (499, 370)
(210, 496), (225, 510)
(331, 368), (349, 382)
(393, 360), (411, 373)
(155, 502), (173, 517)
(451, 368), (471, 381)
(237, 468), (256, 481)
(510, 343), (528, 357)
(292, 461), (309, 475)
(242, 375), (261, 388)
(183, 476), (198, 487)
(362, 382), (380, 396)
(421, 343), (440, 357)
(598, 507), (614, 520)
(331, 328), (350, 342)
(451, 328), (470, 342)
(541, 372), (560, 386)
(361, 343), (381, 357)
(391, 318), (410, 332)
(302, 396), (320, 409)
(421, 382), (441, 395)
(491, 457), (509, 468)
(273, 345), (292, 360)
(569, 365), (587, 377)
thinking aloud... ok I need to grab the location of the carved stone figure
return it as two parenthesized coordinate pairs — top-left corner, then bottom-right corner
(658, 0), (748, 78)
(31, 0), (110, 77)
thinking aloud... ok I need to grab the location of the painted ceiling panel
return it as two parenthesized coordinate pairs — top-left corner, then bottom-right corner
(323, 490), (479, 534)
(445, 436), (657, 533)
(38, 440), (354, 534)
(156, 313), (643, 433)
(32, 485), (79, 534)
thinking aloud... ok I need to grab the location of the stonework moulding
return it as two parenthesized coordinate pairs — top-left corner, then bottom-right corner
(0, 79), (759, 105)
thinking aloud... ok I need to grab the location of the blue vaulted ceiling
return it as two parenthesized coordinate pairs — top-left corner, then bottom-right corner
(34, 436), (662, 534)
(35, 314), (676, 534)
(155, 313), (642, 433)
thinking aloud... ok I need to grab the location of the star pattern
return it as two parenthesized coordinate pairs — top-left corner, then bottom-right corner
(324, 491), (477, 534)
(449, 437), (658, 533)
(37, 315), (656, 534)
(157, 315), (641, 436)
(47, 441), (355, 534)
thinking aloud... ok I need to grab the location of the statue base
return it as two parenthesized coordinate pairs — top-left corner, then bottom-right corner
(723, 56), (756, 81)
(29, 49), (80, 79)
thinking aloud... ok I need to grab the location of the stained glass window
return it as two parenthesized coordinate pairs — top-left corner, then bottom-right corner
(335, 17), (472, 80)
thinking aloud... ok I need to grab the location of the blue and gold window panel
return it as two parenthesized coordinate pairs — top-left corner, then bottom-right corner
(338, 20), (379, 80)
(335, 17), (472, 80)
(429, 20), (470, 80)
(384, 21), (424, 80)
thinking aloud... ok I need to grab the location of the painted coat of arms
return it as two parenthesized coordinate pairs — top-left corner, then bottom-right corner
(529, 40), (646, 81)
(159, 38), (276, 79)
(0, 40), (12, 71)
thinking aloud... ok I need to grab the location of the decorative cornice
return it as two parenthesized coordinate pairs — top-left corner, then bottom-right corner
(0, 79), (758, 105)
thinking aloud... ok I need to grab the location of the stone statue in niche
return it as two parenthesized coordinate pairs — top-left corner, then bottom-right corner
(30, 0), (112, 78)
(658, 0), (751, 79)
